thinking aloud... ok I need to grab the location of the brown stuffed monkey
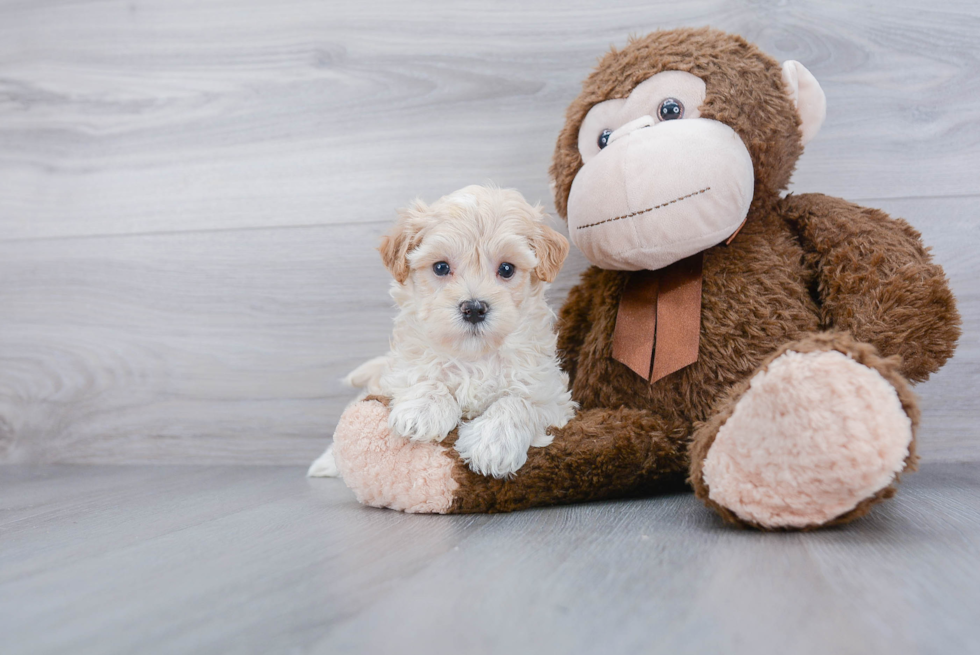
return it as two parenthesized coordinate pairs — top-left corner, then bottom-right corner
(328, 27), (960, 530)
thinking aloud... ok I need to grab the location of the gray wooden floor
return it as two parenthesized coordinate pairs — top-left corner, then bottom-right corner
(2, 463), (979, 655)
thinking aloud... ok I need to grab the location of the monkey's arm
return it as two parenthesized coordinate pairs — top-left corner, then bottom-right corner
(331, 399), (690, 514)
(781, 193), (960, 382)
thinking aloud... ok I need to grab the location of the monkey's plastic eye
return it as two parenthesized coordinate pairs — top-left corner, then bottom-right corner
(433, 261), (451, 276)
(658, 98), (684, 121)
(597, 129), (613, 149)
(497, 262), (516, 279)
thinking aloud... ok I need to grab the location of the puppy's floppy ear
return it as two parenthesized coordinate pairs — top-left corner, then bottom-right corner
(531, 218), (569, 283)
(379, 200), (426, 284)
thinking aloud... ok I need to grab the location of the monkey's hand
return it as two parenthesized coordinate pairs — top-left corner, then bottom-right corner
(781, 193), (960, 383)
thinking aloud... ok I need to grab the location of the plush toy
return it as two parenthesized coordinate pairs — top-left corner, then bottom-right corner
(329, 27), (960, 529)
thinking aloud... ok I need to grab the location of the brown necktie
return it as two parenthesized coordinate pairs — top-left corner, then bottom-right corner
(611, 252), (703, 383)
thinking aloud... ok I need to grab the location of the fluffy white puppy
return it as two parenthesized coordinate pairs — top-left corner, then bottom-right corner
(309, 185), (576, 479)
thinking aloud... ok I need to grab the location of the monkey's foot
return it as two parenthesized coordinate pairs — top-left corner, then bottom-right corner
(691, 334), (919, 530)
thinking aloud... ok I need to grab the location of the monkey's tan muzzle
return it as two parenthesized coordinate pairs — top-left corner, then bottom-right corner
(567, 117), (754, 272)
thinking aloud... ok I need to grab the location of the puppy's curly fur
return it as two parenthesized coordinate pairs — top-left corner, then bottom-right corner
(310, 185), (575, 479)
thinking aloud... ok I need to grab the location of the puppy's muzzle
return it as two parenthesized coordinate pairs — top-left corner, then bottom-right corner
(459, 299), (489, 325)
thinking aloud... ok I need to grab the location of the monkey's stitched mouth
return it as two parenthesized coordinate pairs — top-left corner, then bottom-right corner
(575, 187), (711, 230)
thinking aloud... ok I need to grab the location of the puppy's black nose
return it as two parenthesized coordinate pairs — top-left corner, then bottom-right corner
(460, 299), (489, 324)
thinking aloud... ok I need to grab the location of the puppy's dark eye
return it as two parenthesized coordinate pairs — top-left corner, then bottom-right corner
(497, 262), (516, 279)
(597, 129), (613, 149)
(433, 261), (451, 276)
(658, 98), (684, 121)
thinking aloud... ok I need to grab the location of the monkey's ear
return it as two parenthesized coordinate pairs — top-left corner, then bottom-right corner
(379, 201), (425, 284)
(781, 60), (827, 146)
(531, 221), (569, 283)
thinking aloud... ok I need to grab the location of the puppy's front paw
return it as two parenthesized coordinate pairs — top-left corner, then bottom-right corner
(456, 405), (536, 479)
(388, 393), (460, 442)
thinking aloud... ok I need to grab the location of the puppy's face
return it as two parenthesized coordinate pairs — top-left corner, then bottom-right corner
(380, 186), (569, 355)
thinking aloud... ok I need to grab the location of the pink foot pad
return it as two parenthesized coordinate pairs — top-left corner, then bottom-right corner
(331, 400), (458, 513)
(702, 350), (914, 528)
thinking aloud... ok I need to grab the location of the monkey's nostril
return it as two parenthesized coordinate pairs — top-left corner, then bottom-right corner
(459, 299), (489, 324)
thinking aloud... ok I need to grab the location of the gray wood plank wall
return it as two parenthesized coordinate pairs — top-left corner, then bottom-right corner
(1, 0), (978, 464)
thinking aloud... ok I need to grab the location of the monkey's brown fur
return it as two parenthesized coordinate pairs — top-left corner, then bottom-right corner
(339, 28), (960, 528)
(433, 27), (960, 526)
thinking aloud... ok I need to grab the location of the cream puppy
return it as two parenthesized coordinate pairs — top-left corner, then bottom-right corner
(309, 185), (576, 479)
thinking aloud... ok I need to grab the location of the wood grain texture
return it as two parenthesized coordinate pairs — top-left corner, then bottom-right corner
(0, 0), (978, 463)
(0, 222), (396, 463)
(1, 197), (974, 464)
(1, 0), (979, 241)
(1, 463), (978, 654)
